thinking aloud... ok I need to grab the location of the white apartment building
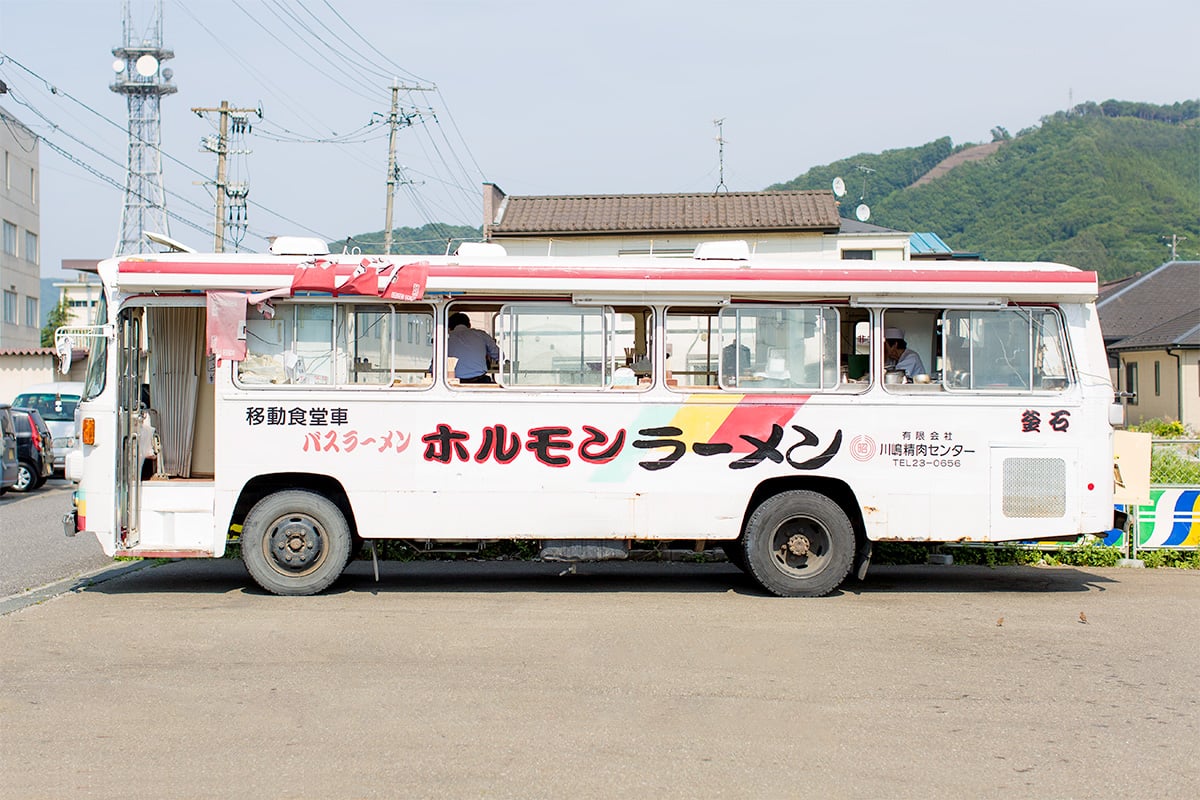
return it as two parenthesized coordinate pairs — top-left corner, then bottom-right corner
(1, 104), (41, 349)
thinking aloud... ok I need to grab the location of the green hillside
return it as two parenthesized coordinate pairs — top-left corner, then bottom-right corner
(770, 101), (1200, 281)
(329, 223), (483, 257)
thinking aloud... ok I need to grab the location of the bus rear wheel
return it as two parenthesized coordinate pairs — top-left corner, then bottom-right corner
(742, 490), (854, 597)
(242, 490), (351, 596)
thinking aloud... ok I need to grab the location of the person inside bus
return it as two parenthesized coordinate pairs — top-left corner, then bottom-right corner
(720, 341), (753, 384)
(447, 311), (500, 384)
(884, 327), (927, 379)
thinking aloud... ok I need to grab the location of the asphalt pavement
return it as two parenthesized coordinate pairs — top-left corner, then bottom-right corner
(0, 479), (114, 597)
(2, 558), (1198, 799)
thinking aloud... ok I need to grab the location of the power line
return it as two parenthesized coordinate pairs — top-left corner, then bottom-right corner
(318, 0), (431, 85)
(0, 52), (336, 243)
(230, 0), (380, 103)
(168, 0), (340, 140)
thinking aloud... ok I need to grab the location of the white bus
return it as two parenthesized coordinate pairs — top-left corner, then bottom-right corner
(60, 241), (1119, 596)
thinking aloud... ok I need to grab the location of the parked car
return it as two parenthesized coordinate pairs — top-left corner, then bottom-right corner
(10, 407), (54, 492)
(11, 382), (84, 476)
(0, 404), (19, 494)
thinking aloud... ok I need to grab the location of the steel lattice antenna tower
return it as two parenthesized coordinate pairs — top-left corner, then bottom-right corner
(110, 0), (176, 256)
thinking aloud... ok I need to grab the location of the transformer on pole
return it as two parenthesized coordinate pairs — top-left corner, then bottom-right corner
(110, 0), (176, 256)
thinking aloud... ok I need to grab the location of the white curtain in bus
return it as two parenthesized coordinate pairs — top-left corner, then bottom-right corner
(147, 307), (203, 478)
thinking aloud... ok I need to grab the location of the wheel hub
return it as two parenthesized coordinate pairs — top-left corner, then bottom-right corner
(269, 517), (323, 569)
(785, 533), (811, 557)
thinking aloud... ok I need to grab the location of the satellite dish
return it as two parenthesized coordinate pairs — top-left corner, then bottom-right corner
(832, 177), (846, 198)
(855, 204), (871, 222)
(162, 67), (174, 81)
(135, 54), (159, 77)
(111, 58), (125, 73)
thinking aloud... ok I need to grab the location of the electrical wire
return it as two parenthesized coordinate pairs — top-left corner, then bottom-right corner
(0, 52), (337, 243)
(317, 0), (431, 85)
(230, 0), (379, 103)
(6, 89), (220, 223)
(168, 0), (340, 140)
(3, 1), (489, 248)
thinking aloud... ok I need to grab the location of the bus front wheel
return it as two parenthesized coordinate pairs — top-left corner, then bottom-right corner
(742, 490), (854, 597)
(242, 490), (351, 596)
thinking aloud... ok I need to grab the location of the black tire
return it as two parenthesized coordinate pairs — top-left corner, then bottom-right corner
(742, 490), (855, 597)
(13, 461), (36, 493)
(241, 490), (351, 596)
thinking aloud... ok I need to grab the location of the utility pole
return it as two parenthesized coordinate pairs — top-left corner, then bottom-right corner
(1162, 233), (1187, 261)
(193, 101), (259, 252)
(381, 80), (432, 254)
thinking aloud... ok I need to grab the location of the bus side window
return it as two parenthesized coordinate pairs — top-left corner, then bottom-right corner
(493, 304), (649, 389)
(238, 302), (435, 388)
(716, 306), (838, 391)
(943, 308), (1070, 392)
(354, 305), (434, 387)
(664, 308), (721, 390)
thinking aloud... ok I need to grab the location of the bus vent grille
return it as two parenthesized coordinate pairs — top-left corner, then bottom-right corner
(1002, 457), (1066, 518)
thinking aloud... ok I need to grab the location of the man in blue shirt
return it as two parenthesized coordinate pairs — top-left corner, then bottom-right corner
(447, 312), (500, 384)
(884, 327), (927, 380)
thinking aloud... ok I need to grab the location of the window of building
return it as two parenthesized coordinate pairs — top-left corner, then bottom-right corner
(30, 167), (36, 204)
(24, 231), (37, 265)
(2, 220), (16, 256)
(841, 250), (874, 260)
(25, 296), (37, 328)
(1154, 360), (1161, 396)
(3, 290), (17, 324)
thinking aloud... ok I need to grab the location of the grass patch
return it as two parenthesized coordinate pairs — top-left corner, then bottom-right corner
(873, 541), (1194, 568)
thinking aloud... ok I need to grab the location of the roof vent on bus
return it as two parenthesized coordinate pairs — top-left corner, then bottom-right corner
(455, 242), (507, 257)
(692, 240), (750, 261)
(268, 236), (330, 256)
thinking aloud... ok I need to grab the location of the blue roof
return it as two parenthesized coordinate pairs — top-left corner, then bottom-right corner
(909, 232), (952, 255)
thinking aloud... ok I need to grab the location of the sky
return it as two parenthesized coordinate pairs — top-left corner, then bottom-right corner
(1, 0), (1197, 280)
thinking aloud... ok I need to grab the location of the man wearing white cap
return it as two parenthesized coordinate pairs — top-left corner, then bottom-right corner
(884, 327), (927, 379)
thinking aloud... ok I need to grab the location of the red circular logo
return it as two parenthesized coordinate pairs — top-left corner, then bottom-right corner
(850, 434), (875, 462)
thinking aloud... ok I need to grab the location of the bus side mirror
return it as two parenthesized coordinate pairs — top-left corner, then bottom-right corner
(56, 334), (74, 375)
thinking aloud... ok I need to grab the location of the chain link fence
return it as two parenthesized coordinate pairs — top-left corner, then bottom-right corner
(1149, 438), (1200, 485)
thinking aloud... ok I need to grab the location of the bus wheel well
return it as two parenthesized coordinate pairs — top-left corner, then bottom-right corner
(230, 473), (358, 540)
(743, 477), (867, 552)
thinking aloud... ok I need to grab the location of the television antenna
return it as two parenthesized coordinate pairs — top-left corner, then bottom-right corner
(714, 118), (727, 192)
(853, 165), (875, 223)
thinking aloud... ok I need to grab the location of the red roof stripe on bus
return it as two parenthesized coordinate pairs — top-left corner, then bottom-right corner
(117, 260), (1098, 285)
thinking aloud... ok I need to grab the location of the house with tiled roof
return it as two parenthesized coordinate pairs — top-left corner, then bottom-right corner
(1097, 260), (1200, 429)
(482, 184), (914, 261)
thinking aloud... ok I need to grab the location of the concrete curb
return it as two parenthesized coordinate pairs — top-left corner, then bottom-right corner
(0, 559), (159, 616)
